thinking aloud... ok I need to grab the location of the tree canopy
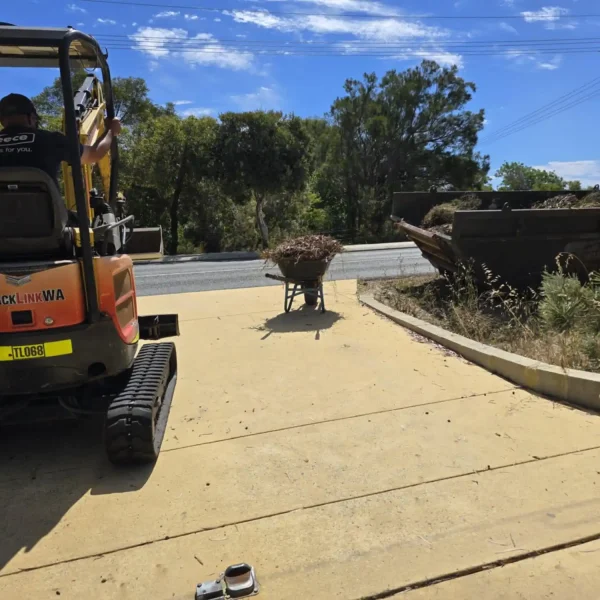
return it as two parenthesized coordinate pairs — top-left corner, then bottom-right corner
(213, 111), (312, 247)
(316, 61), (489, 237)
(495, 161), (581, 192)
(29, 59), (497, 252)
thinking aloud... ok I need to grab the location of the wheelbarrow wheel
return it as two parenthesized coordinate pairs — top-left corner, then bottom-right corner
(302, 281), (319, 306)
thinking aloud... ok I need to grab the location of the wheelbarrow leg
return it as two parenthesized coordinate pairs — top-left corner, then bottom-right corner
(285, 282), (298, 313)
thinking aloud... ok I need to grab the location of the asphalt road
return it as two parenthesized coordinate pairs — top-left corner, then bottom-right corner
(134, 248), (434, 296)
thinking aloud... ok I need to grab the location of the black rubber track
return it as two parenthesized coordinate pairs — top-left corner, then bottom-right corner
(104, 342), (177, 465)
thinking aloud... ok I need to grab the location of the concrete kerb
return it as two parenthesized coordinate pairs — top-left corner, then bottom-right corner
(342, 241), (415, 252)
(132, 242), (417, 265)
(360, 293), (600, 413)
(132, 251), (261, 266)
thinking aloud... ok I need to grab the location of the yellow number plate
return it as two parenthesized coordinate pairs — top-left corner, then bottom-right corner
(0, 340), (73, 362)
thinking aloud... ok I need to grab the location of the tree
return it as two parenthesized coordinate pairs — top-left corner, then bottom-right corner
(322, 60), (489, 238)
(120, 114), (185, 253)
(495, 162), (577, 191)
(121, 113), (218, 254)
(213, 111), (313, 248)
(111, 77), (164, 125)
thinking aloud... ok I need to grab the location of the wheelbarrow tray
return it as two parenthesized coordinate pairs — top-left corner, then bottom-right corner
(276, 257), (331, 281)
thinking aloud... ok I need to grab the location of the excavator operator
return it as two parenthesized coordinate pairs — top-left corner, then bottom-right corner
(0, 92), (121, 185)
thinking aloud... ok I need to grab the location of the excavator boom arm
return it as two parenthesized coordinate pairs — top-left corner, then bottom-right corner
(60, 71), (163, 259)
(61, 74), (112, 216)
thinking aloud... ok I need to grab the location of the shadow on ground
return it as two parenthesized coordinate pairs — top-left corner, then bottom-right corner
(0, 417), (154, 572)
(257, 306), (343, 340)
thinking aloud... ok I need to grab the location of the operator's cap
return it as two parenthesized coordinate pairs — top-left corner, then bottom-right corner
(0, 93), (38, 118)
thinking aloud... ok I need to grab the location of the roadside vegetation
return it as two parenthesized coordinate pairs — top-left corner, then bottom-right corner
(363, 260), (600, 373)
(34, 61), (600, 255)
(33, 60), (491, 253)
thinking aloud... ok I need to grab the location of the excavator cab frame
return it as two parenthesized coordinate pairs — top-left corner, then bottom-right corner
(0, 25), (179, 464)
(0, 25), (116, 322)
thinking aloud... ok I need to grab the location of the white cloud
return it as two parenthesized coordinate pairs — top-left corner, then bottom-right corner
(521, 6), (575, 29)
(154, 11), (180, 18)
(260, 0), (399, 16)
(130, 27), (253, 70)
(505, 49), (564, 71)
(231, 86), (282, 111)
(537, 54), (563, 70)
(533, 160), (600, 188)
(185, 14), (199, 21)
(499, 22), (518, 34)
(130, 27), (187, 57)
(181, 107), (214, 117)
(412, 49), (463, 67)
(132, 22), (137, 26)
(521, 6), (568, 22)
(227, 10), (447, 41)
(386, 48), (463, 68)
(225, 9), (464, 66)
(97, 18), (117, 25)
(66, 3), (87, 13)
(214, 18), (222, 22)
(173, 100), (193, 105)
(184, 34), (253, 70)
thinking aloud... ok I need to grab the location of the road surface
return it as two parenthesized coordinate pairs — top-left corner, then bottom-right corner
(134, 247), (434, 296)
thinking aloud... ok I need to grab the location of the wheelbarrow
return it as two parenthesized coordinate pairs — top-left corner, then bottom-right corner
(265, 257), (331, 313)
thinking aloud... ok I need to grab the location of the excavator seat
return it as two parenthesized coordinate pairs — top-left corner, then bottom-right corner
(0, 166), (74, 260)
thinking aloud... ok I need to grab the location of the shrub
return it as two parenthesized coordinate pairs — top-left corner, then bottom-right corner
(539, 271), (593, 332)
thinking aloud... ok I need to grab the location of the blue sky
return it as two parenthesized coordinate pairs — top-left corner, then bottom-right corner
(2, 0), (600, 187)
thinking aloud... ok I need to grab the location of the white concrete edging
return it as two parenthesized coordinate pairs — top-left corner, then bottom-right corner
(360, 293), (600, 413)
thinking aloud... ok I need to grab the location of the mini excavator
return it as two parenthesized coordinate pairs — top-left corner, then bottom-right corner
(0, 24), (179, 464)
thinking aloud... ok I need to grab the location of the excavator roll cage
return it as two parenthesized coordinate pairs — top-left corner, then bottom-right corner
(0, 24), (117, 323)
(0, 26), (179, 465)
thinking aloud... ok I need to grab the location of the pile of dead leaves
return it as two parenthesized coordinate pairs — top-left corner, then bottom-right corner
(533, 194), (579, 209)
(533, 192), (600, 209)
(264, 234), (344, 263)
(428, 223), (453, 236)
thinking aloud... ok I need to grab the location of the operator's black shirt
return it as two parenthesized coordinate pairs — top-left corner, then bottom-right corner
(0, 126), (83, 185)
